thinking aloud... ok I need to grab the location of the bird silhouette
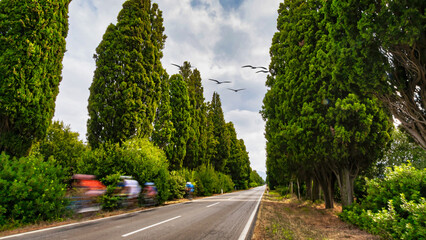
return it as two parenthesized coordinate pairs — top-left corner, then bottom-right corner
(208, 79), (231, 84)
(228, 88), (245, 92)
(171, 63), (183, 69)
(256, 70), (269, 74)
(242, 65), (267, 70)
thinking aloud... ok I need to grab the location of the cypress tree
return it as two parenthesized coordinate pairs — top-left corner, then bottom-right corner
(177, 62), (207, 169)
(152, 72), (173, 150)
(225, 122), (250, 189)
(0, 0), (71, 157)
(262, 0), (392, 208)
(166, 74), (191, 170)
(208, 92), (230, 172)
(87, 0), (166, 148)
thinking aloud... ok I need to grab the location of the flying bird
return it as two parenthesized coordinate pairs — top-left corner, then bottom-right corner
(208, 79), (231, 84)
(228, 88), (246, 92)
(171, 63), (183, 69)
(242, 65), (267, 70)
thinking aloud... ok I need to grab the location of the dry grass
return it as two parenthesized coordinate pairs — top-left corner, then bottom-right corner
(252, 191), (380, 240)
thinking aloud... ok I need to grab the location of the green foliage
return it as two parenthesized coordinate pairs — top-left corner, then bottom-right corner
(166, 74), (191, 170)
(31, 121), (87, 176)
(340, 164), (426, 239)
(357, 0), (426, 149)
(168, 170), (186, 199)
(207, 92), (230, 172)
(262, 0), (393, 207)
(194, 164), (234, 196)
(77, 138), (170, 203)
(87, 0), (166, 148)
(381, 128), (426, 170)
(250, 170), (265, 188)
(152, 72), (173, 150)
(180, 62), (207, 169)
(0, 153), (68, 229)
(99, 173), (122, 211)
(225, 123), (251, 189)
(0, 0), (71, 157)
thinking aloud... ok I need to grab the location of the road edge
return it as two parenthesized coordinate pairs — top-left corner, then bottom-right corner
(238, 186), (265, 240)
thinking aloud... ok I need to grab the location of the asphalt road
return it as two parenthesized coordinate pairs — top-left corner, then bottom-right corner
(1, 185), (265, 240)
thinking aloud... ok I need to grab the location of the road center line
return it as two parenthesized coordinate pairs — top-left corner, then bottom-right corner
(206, 202), (220, 208)
(122, 216), (181, 237)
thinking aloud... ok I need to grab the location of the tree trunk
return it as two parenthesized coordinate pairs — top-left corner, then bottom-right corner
(290, 181), (293, 195)
(335, 167), (355, 207)
(312, 177), (320, 201)
(305, 176), (312, 200)
(296, 178), (301, 199)
(315, 167), (334, 209)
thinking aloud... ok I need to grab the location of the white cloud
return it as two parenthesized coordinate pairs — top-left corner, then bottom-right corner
(55, 0), (280, 173)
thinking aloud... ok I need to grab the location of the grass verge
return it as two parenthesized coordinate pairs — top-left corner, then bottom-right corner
(252, 191), (380, 240)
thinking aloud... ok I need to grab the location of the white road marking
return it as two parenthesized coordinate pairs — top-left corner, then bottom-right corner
(206, 202), (220, 208)
(228, 197), (234, 200)
(238, 187), (265, 240)
(122, 216), (181, 237)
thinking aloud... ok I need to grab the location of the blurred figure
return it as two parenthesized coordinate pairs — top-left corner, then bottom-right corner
(68, 174), (106, 213)
(142, 182), (158, 206)
(185, 182), (194, 200)
(116, 176), (141, 208)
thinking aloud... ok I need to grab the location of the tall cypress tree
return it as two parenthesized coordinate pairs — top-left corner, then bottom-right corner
(177, 62), (207, 169)
(0, 0), (71, 157)
(225, 122), (250, 189)
(166, 74), (191, 170)
(262, 0), (392, 208)
(87, 0), (166, 148)
(207, 92), (230, 172)
(152, 72), (173, 150)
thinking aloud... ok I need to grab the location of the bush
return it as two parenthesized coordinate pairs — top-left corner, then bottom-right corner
(340, 164), (426, 239)
(194, 164), (217, 196)
(99, 173), (122, 211)
(0, 153), (68, 229)
(194, 164), (234, 196)
(168, 171), (186, 199)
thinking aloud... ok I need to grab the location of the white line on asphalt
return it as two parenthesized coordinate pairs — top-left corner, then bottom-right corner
(238, 187), (265, 240)
(121, 216), (181, 237)
(206, 202), (220, 208)
(228, 197), (234, 200)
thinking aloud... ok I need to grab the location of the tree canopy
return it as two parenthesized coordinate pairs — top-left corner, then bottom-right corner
(263, 0), (393, 208)
(87, 0), (166, 148)
(0, 0), (71, 157)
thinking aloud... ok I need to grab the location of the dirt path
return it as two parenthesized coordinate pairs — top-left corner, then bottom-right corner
(252, 191), (379, 240)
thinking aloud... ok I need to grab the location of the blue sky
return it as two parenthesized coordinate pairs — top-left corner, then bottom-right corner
(55, 0), (281, 177)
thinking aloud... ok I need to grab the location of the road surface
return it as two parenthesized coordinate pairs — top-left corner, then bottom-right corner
(1, 185), (265, 240)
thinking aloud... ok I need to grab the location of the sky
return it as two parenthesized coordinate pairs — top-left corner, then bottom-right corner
(54, 0), (281, 178)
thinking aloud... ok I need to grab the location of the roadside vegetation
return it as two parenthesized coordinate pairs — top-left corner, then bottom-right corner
(0, 0), (264, 232)
(252, 191), (378, 240)
(261, 0), (425, 239)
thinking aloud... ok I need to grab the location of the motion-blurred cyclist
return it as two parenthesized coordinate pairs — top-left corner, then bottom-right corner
(142, 182), (158, 206)
(185, 182), (194, 200)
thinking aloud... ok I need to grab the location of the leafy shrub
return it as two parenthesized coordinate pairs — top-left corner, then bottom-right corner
(31, 121), (87, 178)
(99, 173), (122, 211)
(168, 171), (186, 199)
(194, 164), (217, 196)
(194, 164), (234, 196)
(0, 153), (68, 229)
(340, 164), (426, 239)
